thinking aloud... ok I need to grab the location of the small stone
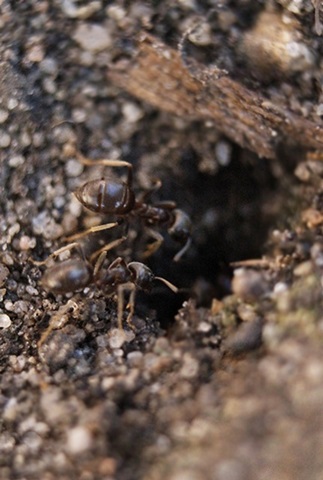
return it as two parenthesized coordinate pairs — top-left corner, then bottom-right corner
(0, 314), (11, 329)
(236, 304), (257, 322)
(122, 102), (144, 123)
(127, 351), (143, 367)
(7, 98), (18, 110)
(71, 108), (87, 123)
(26, 285), (39, 296)
(108, 328), (127, 349)
(0, 109), (9, 123)
(188, 22), (212, 46)
(3, 398), (19, 422)
(215, 140), (232, 166)
(0, 130), (11, 148)
(27, 44), (45, 63)
(293, 260), (313, 277)
(39, 57), (58, 75)
(0, 264), (9, 286)
(4, 301), (14, 312)
(73, 23), (112, 53)
(273, 282), (288, 294)
(8, 155), (25, 167)
(240, 10), (314, 81)
(19, 235), (36, 251)
(179, 353), (199, 379)
(106, 5), (126, 21)
(61, 0), (102, 19)
(9, 354), (26, 372)
(65, 159), (84, 177)
(232, 268), (269, 303)
(32, 212), (64, 240)
(66, 426), (92, 454)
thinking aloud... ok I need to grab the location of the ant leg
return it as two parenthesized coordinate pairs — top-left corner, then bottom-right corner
(142, 228), (164, 258)
(76, 151), (133, 186)
(65, 221), (118, 242)
(38, 298), (78, 347)
(117, 284), (126, 330)
(126, 285), (136, 327)
(31, 242), (81, 266)
(116, 283), (136, 330)
(91, 236), (127, 272)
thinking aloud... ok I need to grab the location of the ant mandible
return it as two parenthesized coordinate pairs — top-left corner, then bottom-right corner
(67, 152), (192, 262)
(40, 241), (178, 331)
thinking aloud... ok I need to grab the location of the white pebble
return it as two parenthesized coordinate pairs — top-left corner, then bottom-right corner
(215, 141), (232, 166)
(108, 328), (135, 349)
(7, 98), (18, 110)
(0, 109), (9, 123)
(122, 102), (143, 123)
(108, 328), (127, 349)
(9, 155), (25, 168)
(73, 23), (112, 53)
(0, 130), (11, 148)
(19, 235), (36, 251)
(61, 0), (101, 19)
(0, 314), (11, 329)
(66, 426), (92, 454)
(65, 159), (84, 177)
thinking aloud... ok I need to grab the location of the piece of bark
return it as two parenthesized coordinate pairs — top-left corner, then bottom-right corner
(108, 32), (323, 159)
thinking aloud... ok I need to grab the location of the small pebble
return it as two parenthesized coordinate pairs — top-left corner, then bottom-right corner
(122, 102), (143, 123)
(231, 268), (269, 303)
(0, 130), (11, 147)
(180, 354), (199, 379)
(26, 44), (44, 63)
(188, 22), (212, 46)
(106, 5), (126, 21)
(127, 351), (144, 367)
(215, 140), (232, 166)
(0, 313), (11, 329)
(73, 23), (112, 52)
(66, 426), (92, 454)
(8, 155), (25, 168)
(61, 0), (101, 19)
(19, 235), (36, 251)
(0, 109), (9, 123)
(293, 260), (313, 277)
(65, 159), (84, 177)
(7, 98), (18, 110)
(0, 264), (9, 286)
(107, 328), (127, 349)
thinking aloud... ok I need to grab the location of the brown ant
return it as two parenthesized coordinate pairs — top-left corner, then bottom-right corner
(40, 240), (178, 331)
(66, 152), (192, 262)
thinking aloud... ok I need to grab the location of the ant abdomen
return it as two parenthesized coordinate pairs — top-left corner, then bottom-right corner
(75, 178), (135, 215)
(41, 258), (92, 294)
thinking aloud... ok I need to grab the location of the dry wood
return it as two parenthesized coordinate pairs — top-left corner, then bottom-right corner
(108, 32), (323, 159)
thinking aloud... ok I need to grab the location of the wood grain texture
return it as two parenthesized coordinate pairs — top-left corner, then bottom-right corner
(108, 32), (323, 159)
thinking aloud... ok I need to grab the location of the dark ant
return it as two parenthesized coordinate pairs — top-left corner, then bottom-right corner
(66, 152), (192, 262)
(40, 240), (178, 332)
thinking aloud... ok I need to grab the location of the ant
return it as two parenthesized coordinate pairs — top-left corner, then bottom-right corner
(40, 240), (178, 332)
(66, 152), (192, 262)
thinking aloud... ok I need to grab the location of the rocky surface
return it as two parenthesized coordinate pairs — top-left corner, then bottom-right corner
(1, 1), (323, 479)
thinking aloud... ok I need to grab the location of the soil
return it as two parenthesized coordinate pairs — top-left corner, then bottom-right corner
(1, 1), (323, 479)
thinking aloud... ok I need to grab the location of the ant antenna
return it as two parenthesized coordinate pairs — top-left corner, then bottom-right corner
(75, 151), (133, 186)
(173, 238), (192, 263)
(154, 276), (178, 293)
